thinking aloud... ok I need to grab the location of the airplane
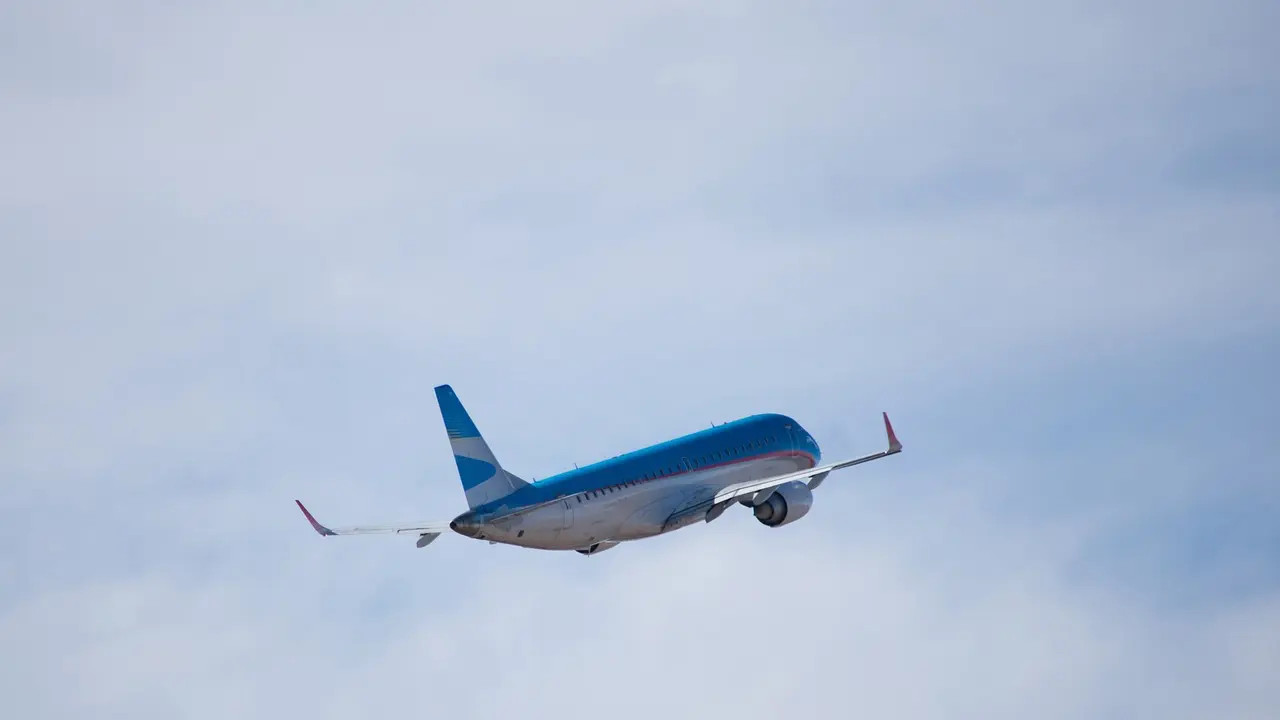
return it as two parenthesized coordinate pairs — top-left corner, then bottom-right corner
(296, 384), (902, 556)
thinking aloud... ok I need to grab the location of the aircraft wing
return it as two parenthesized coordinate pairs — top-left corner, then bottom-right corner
(295, 500), (450, 547)
(714, 412), (902, 506)
(664, 413), (902, 530)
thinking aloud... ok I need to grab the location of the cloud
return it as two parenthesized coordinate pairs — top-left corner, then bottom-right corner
(5, 454), (1278, 719)
(1, 1), (1278, 718)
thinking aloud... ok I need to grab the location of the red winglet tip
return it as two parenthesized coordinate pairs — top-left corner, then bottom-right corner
(883, 412), (902, 451)
(296, 500), (334, 536)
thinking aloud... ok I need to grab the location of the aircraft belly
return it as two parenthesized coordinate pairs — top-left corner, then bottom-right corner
(559, 492), (642, 547)
(614, 497), (679, 540)
(617, 473), (724, 540)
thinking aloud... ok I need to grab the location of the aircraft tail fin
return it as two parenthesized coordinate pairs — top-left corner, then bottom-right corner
(434, 384), (528, 509)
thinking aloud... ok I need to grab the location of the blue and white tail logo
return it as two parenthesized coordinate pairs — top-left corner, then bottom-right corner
(434, 385), (528, 509)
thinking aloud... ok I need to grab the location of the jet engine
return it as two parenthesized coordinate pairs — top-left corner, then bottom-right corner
(576, 540), (620, 556)
(753, 481), (813, 528)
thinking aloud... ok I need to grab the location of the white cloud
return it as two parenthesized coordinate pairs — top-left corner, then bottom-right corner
(6, 475), (1278, 719)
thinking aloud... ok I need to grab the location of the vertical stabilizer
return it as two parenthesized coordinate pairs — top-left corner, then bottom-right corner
(434, 385), (528, 509)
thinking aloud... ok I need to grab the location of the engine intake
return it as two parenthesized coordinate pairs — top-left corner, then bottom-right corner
(753, 481), (814, 528)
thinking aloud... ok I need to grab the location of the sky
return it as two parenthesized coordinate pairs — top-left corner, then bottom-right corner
(1, 1), (1278, 718)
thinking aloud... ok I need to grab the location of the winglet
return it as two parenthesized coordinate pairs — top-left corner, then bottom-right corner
(296, 500), (337, 536)
(883, 412), (902, 453)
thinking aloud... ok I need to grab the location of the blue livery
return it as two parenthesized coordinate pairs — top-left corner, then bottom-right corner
(296, 384), (902, 555)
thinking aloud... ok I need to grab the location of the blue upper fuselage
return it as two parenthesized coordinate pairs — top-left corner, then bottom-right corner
(469, 413), (821, 515)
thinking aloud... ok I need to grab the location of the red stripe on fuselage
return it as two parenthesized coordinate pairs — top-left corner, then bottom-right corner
(569, 448), (818, 499)
(687, 448), (817, 476)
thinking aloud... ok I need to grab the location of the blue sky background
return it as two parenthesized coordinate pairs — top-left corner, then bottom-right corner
(2, 1), (1278, 718)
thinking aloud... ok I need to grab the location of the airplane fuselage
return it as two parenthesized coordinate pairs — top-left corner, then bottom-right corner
(449, 413), (820, 550)
(296, 385), (899, 553)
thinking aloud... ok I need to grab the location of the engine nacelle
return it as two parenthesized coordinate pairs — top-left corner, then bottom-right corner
(753, 481), (814, 528)
(576, 540), (620, 556)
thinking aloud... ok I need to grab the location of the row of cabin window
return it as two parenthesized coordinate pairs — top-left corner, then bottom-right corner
(574, 435), (780, 502)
